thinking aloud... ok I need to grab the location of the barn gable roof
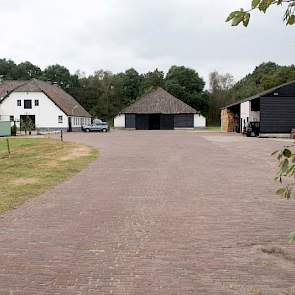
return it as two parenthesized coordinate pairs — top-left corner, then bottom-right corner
(223, 80), (295, 109)
(121, 87), (198, 114)
(0, 79), (91, 117)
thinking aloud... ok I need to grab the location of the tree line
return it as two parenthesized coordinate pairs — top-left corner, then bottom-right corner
(0, 59), (208, 123)
(1, 59), (295, 125)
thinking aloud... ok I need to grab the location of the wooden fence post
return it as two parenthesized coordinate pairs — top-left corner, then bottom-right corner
(6, 138), (10, 158)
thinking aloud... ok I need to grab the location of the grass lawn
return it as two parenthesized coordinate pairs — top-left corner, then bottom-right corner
(193, 126), (221, 131)
(205, 126), (221, 131)
(0, 137), (97, 213)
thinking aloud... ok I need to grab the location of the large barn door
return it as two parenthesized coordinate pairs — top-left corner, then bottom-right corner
(260, 97), (295, 133)
(149, 114), (160, 130)
(135, 114), (149, 130)
(160, 115), (174, 130)
(125, 114), (136, 128)
(174, 114), (194, 128)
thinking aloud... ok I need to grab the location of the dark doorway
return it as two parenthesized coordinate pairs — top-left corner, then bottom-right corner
(68, 117), (72, 132)
(20, 115), (35, 130)
(136, 114), (175, 130)
(149, 114), (160, 130)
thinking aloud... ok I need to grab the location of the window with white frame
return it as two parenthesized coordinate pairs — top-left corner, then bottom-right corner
(58, 115), (63, 123)
(17, 100), (21, 106)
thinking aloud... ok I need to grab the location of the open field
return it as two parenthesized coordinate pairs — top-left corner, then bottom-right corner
(0, 137), (97, 213)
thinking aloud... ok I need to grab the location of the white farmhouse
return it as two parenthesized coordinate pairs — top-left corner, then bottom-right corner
(0, 79), (91, 131)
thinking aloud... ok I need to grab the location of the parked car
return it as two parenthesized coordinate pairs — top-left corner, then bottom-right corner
(244, 122), (260, 137)
(82, 122), (110, 132)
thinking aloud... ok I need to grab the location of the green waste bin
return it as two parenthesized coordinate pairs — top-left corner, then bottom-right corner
(0, 121), (11, 136)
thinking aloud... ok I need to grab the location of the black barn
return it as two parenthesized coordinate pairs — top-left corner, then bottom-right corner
(115, 87), (203, 130)
(222, 80), (295, 135)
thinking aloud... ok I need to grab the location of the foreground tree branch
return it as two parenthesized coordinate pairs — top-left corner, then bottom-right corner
(273, 144), (295, 241)
(227, 0), (295, 27)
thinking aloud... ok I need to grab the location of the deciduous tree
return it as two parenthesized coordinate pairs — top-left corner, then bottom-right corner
(164, 65), (208, 114)
(17, 61), (41, 80)
(142, 69), (164, 91)
(42, 64), (78, 88)
(208, 71), (234, 125)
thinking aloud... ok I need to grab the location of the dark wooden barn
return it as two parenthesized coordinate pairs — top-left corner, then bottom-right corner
(221, 80), (295, 136)
(114, 87), (206, 130)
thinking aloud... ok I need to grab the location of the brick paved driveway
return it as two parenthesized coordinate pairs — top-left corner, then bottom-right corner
(1, 131), (295, 294)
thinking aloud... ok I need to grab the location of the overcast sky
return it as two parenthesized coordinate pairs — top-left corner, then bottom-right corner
(0, 0), (294, 85)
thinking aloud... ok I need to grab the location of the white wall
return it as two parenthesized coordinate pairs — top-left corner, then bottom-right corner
(114, 114), (125, 128)
(240, 101), (260, 130)
(194, 114), (206, 128)
(240, 101), (250, 131)
(0, 92), (68, 129)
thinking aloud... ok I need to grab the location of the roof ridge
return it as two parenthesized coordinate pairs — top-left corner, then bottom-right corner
(223, 79), (295, 109)
(7, 80), (29, 92)
(30, 78), (43, 91)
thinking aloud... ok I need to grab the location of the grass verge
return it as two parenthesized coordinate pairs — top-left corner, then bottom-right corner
(205, 126), (221, 131)
(0, 137), (97, 213)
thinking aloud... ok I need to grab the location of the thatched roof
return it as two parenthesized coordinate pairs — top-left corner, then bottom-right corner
(0, 79), (90, 117)
(0, 80), (26, 98)
(121, 87), (198, 114)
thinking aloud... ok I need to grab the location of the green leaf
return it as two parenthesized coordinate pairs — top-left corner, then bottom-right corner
(226, 11), (246, 26)
(258, 0), (273, 13)
(231, 16), (244, 26)
(281, 159), (289, 174)
(226, 11), (240, 22)
(283, 148), (292, 158)
(286, 164), (295, 175)
(277, 152), (283, 160)
(287, 15), (295, 25)
(288, 230), (295, 242)
(243, 13), (251, 27)
(284, 188), (292, 199)
(276, 187), (286, 195)
(252, 0), (261, 9)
